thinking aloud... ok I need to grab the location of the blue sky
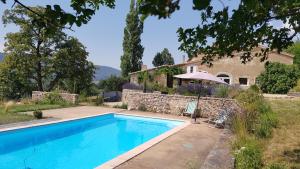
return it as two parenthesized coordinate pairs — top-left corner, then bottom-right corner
(0, 1), (207, 69)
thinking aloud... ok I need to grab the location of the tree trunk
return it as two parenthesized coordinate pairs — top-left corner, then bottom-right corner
(36, 39), (43, 91)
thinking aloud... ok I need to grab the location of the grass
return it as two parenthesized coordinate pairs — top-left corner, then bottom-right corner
(0, 113), (34, 125)
(0, 103), (74, 125)
(263, 99), (300, 168)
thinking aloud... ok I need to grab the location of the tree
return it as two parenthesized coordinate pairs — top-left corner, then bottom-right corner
(286, 41), (300, 66)
(257, 62), (300, 94)
(139, 0), (300, 65)
(98, 76), (128, 92)
(120, 0), (144, 77)
(1, 1), (299, 64)
(152, 48), (174, 67)
(2, 6), (94, 95)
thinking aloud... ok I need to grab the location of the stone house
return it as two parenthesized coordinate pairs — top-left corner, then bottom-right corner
(129, 48), (293, 88)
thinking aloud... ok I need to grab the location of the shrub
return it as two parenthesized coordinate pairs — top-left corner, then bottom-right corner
(250, 84), (260, 93)
(41, 92), (68, 105)
(264, 163), (288, 169)
(214, 85), (229, 98)
(138, 104), (147, 111)
(94, 96), (104, 106)
(257, 62), (300, 94)
(113, 103), (128, 109)
(234, 140), (263, 169)
(33, 110), (43, 119)
(290, 79), (300, 92)
(255, 112), (278, 138)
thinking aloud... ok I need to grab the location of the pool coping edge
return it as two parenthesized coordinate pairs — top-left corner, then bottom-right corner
(95, 114), (190, 169)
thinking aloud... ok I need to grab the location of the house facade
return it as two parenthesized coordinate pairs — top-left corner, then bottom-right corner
(129, 48), (293, 88)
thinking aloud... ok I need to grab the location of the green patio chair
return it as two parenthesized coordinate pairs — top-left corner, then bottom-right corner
(182, 101), (198, 118)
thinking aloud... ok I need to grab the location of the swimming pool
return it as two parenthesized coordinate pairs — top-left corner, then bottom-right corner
(0, 113), (184, 169)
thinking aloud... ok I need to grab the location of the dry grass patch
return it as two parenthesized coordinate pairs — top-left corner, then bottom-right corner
(264, 99), (300, 168)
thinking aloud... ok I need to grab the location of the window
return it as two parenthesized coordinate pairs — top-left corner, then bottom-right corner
(217, 74), (231, 84)
(190, 66), (194, 73)
(239, 78), (248, 85)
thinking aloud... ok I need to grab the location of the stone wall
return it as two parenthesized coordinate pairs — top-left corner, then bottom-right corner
(32, 91), (78, 104)
(288, 92), (300, 97)
(122, 89), (240, 117)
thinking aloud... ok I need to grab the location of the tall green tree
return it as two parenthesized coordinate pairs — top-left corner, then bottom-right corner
(1, 6), (94, 96)
(120, 0), (144, 77)
(152, 48), (174, 67)
(286, 41), (300, 66)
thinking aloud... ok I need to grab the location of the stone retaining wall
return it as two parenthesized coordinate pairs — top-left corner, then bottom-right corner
(288, 92), (300, 97)
(122, 89), (240, 117)
(32, 91), (78, 104)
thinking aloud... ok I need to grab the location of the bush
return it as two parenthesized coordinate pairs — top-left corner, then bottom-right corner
(290, 79), (300, 92)
(214, 85), (229, 98)
(250, 84), (260, 93)
(264, 163), (288, 169)
(94, 96), (104, 106)
(234, 141), (263, 169)
(257, 62), (300, 94)
(255, 112), (278, 138)
(41, 92), (68, 105)
(113, 103), (128, 109)
(33, 110), (43, 119)
(138, 104), (147, 111)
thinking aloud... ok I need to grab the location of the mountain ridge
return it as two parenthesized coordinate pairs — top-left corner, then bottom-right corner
(0, 52), (121, 81)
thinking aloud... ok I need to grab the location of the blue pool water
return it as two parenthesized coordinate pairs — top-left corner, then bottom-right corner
(0, 113), (183, 169)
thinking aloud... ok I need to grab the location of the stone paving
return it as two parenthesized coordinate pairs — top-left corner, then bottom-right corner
(0, 106), (233, 169)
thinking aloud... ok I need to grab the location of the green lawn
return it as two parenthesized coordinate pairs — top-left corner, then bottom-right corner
(0, 103), (73, 125)
(264, 99), (300, 168)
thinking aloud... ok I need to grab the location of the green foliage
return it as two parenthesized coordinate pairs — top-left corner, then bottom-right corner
(33, 110), (43, 119)
(290, 79), (300, 92)
(1, 1), (298, 65)
(255, 112), (278, 138)
(120, 0), (144, 77)
(98, 76), (128, 91)
(234, 140), (263, 169)
(1, 1), (115, 31)
(264, 163), (288, 169)
(257, 63), (300, 94)
(152, 48), (174, 67)
(40, 92), (68, 105)
(249, 85), (260, 93)
(1, 6), (94, 97)
(214, 85), (229, 98)
(286, 41), (300, 66)
(113, 103), (128, 109)
(140, 0), (300, 65)
(155, 66), (184, 76)
(94, 96), (104, 106)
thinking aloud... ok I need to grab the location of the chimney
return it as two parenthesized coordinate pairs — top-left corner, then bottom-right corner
(182, 55), (186, 63)
(141, 64), (148, 71)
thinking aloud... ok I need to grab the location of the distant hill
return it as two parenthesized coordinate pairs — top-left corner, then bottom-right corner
(0, 52), (4, 61)
(94, 65), (121, 81)
(0, 53), (120, 81)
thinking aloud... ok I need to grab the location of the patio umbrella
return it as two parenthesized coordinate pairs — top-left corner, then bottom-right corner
(174, 71), (228, 122)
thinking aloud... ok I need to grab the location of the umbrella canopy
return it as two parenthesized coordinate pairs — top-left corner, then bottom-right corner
(174, 71), (228, 84)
